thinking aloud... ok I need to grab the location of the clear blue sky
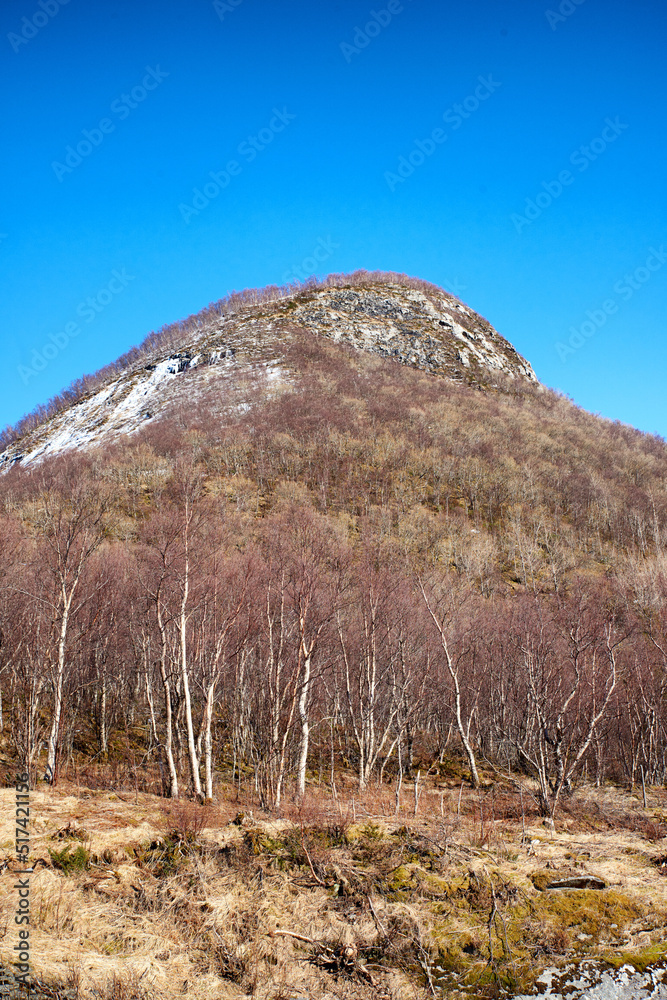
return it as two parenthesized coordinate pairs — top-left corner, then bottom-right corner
(1, 0), (665, 436)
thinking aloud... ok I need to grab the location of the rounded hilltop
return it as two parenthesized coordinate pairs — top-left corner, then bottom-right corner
(1, 270), (538, 469)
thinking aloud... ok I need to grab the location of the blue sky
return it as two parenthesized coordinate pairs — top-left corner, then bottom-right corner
(1, 0), (665, 436)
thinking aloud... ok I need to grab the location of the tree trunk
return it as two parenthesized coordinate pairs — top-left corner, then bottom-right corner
(448, 643), (480, 788)
(202, 681), (215, 801)
(156, 605), (179, 798)
(296, 651), (311, 799)
(180, 562), (203, 801)
(45, 590), (72, 783)
(99, 669), (108, 755)
(421, 584), (480, 789)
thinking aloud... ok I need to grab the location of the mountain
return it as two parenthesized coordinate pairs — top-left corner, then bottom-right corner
(3, 269), (666, 586)
(3, 272), (667, 998)
(0, 272), (537, 469)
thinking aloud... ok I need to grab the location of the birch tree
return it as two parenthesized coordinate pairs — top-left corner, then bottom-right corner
(419, 579), (481, 788)
(266, 509), (345, 801)
(336, 566), (410, 790)
(27, 476), (109, 783)
(505, 591), (626, 819)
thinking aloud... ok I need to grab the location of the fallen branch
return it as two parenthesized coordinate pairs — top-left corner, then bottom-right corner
(416, 941), (437, 997)
(270, 929), (379, 988)
(367, 894), (388, 940)
(270, 929), (318, 945)
(300, 825), (326, 887)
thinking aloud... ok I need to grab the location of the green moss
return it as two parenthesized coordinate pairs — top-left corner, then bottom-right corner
(432, 946), (535, 998)
(423, 864), (655, 998)
(245, 828), (269, 856)
(358, 821), (385, 841)
(423, 874), (451, 898)
(134, 832), (201, 876)
(537, 887), (641, 939)
(385, 863), (423, 900)
(602, 941), (667, 973)
(530, 869), (555, 891)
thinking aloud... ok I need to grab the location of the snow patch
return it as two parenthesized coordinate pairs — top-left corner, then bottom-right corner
(1, 350), (262, 471)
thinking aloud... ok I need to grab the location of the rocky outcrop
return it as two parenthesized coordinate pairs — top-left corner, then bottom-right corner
(283, 283), (538, 386)
(1, 277), (538, 470)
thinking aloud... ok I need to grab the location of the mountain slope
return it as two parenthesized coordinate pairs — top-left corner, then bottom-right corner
(1, 273), (537, 469)
(3, 273), (667, 1000)
(3, 269), (666, 584)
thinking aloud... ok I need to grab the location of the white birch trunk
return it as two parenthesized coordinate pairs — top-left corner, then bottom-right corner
(156, 601), (179, 798)
(45, 586), (73, 783)
(296, 648), (311, 800)
(180, 555), (203, 801)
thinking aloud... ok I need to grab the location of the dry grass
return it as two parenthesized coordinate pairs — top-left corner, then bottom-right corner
(1, 779), (666, 999)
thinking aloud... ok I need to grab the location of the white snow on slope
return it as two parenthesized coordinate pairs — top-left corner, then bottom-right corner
(2, 283), (539, 472)
(9, 358), (184, 467)
(1, 352), (285, 470)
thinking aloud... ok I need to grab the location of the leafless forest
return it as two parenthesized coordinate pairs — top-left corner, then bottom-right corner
(2, 322), (667, 824)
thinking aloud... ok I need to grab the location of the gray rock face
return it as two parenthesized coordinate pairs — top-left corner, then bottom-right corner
(515, 962), (667, 999)
(1, 278), (539, 470)
(285, 283), (538, 387)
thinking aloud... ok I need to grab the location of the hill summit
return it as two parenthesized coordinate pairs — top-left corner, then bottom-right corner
(1, 271), (537, 468)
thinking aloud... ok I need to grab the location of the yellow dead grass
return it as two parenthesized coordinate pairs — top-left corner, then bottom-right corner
(0, 781), (665, 999)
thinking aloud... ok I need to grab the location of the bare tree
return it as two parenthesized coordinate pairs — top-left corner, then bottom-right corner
(419, 578), (481, 788)
(261, 509), (345, 801)
(195, 552), (249, 801)
(138, 509), (183, 798)
(336, 565), (422, 790)
(505, 591), (625, 820)
(20, 474), (109, 783)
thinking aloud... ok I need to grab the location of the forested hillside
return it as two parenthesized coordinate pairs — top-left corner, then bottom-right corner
(2, 276), (667, 819)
